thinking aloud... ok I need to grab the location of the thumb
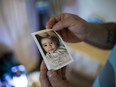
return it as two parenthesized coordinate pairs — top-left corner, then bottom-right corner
(47, 70), (65, 87)
(53, 20), (69, 31)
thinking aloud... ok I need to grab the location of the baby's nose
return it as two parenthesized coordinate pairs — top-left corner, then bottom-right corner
(48, 45), (52, 48)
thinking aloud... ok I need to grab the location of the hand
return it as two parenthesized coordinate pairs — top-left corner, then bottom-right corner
(40, 61), (75, 87)
(46, 13), (114, 49)
(46, 13), (89, 43)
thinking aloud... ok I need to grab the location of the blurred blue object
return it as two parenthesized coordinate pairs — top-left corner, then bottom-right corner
(36, 1), (51, 29)
(12, 65), (28, 87)
(0, 44), (28, 87)
(86, 17), (104, 24)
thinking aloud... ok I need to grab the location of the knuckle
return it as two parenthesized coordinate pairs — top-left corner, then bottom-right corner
(50, 16), (56, 20)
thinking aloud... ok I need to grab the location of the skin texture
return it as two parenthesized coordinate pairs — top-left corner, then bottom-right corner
(40, 13), (116, 87)
(40, 61), (74, 87)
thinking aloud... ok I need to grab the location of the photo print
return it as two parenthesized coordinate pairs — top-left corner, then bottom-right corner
(32, 29), (73, 70)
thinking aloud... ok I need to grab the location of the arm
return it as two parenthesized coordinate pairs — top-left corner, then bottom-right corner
(84, 23), (116, 49)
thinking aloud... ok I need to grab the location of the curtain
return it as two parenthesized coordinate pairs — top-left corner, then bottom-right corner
(0, 0), (39, 71)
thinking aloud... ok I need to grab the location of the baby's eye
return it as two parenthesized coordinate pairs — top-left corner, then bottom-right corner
(43, 45), (47, 47)
(50, 42), (53, 44)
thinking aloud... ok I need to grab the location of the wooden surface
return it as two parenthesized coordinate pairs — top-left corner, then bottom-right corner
(67, 42), (111, 65)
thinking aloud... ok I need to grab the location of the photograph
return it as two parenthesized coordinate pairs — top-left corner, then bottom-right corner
(32, 29), (73, 70)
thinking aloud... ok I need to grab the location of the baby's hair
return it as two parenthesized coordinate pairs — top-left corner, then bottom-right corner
(48, 36), (60, 47)
(35, 34), (46, 54)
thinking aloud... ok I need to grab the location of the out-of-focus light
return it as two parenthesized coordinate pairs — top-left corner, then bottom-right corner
(13, 74), (28, 87)
(11, 66), (18, 72)
(0, 80), (2, 86)
(11, 65), (26, 73)
(4, 74), (14, 86)
(18, 65), (26, 71)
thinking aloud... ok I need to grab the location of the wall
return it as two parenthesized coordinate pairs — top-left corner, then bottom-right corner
(63, 0), (116, 22)
(0, 0), (39, 71)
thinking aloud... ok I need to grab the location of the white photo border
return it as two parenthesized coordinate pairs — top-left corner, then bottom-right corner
(32, 29), (73, 70)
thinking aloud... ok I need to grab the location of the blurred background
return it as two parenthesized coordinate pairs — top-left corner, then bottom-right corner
(0, 0), (116, 87)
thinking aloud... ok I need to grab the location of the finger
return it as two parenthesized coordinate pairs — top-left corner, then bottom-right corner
(56, 67), (66, 80)
(47, 70), (66, 87)
(46, 17), (56, 29)
(46, 15), (61, 29)
(56, 69), (62, 78)
(40, 61), (51, 87)
(57, 29), (70, 42)
(61, 67), (66, 80)
(52, 19), (70, 31)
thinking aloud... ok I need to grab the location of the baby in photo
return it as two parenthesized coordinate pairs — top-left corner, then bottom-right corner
(32, 29), (73, 70)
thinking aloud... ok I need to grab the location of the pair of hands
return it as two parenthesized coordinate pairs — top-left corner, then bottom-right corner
(40, 13), (114, 87)
(40, 13), (88, 87)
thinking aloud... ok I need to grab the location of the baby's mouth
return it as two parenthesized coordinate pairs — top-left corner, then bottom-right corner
(48, 49), (56, 52)
(48, 49), (53, 51)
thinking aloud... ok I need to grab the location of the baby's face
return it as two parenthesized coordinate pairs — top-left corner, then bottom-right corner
(41, 38), (58, 53)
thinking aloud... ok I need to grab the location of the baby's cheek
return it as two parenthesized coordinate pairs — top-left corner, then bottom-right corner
(43, 47), (47, 51)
